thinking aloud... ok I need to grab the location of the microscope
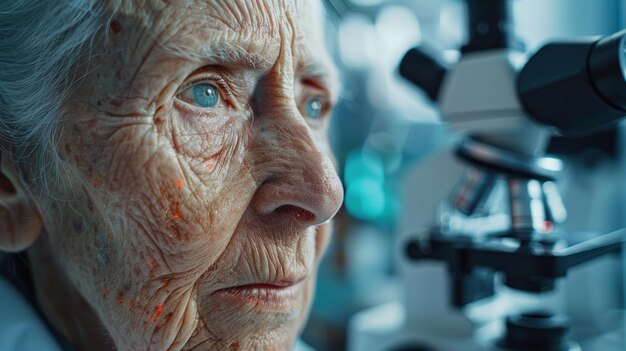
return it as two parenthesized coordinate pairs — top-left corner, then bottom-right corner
(349, 0), (626, 350)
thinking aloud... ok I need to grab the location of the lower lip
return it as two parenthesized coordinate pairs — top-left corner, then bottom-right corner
(215, 282), (304, 312)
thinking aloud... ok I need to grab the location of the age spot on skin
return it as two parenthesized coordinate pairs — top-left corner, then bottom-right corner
(171, 202), (182, 221)
(71, 218), (84, 234)
(149, 258), (160, 269)
(62, 144), (71, 158)
(152, 304), (164, 320)
(110, 20), (122, 34)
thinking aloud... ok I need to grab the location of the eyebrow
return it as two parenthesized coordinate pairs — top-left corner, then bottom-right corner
(298, 61), (340, 99)
(201, 42), (274, 70)
(162, 38), (339, 96)
(203, 43), (337, 85)
(299, 61), (330, 78)
(162, 40), (275, 71)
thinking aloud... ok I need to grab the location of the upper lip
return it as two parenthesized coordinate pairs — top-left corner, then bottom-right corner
(228, 275), (306, 289)
(211, 269), (308, 291)
(229, 279), (305, 289)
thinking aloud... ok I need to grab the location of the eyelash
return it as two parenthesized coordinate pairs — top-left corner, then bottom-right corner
(178, 76), (234, 108)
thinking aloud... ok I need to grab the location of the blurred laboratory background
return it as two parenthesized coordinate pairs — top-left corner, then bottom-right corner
(303, 0), (626, 350)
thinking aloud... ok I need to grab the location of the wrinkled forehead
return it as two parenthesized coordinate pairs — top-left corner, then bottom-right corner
(112, 0), (333, 79)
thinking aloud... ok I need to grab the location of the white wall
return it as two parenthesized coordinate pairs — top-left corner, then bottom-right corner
(513, 0), (621, 51)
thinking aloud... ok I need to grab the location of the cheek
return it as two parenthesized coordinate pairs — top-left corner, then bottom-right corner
(314, 223), (333, 261)
(33, 178), (121, 308)
(48, 95), (262, 340)
(170, 101), (250, 176)
(156, 105), (254, 241)
(87, 111), (257, 292)
(58, 100), (252, 260)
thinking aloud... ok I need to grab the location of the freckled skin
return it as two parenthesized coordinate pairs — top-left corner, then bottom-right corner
(25, 0), (342, 350)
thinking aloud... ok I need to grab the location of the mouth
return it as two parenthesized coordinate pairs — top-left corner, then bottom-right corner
(213, 278), (306, 312)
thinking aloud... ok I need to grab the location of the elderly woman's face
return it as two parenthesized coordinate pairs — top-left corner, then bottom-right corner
(21, 0), (342, 349)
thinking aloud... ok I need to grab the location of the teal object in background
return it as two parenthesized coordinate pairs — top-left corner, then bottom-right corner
(344, 150), (386, 221)
(346, 178), (386, 220)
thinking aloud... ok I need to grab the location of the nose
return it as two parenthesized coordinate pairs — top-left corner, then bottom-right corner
(250, 113), (344, 227)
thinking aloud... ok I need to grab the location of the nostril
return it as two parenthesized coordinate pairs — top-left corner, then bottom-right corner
(274, 205), (316, 223)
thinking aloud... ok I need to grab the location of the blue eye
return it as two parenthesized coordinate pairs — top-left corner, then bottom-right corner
(179, 82), (220, 108)
(305, 97), (324, 120)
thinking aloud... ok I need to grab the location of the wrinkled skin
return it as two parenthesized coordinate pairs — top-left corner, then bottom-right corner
(17, 0), (343, 350)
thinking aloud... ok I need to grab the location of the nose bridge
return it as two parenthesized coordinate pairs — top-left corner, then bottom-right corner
(253, 17), (300, 121)
(256, 101), (327, 186)
(250, 99), (343, 227)
(255, 62), (297, 120)
(248, 25), (343, 226)
(253, 65), (319, 158)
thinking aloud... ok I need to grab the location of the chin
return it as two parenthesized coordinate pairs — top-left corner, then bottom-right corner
(181, 276), (315, 350)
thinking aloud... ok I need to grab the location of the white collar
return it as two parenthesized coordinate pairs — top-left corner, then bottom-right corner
(0, 274), (63, 351)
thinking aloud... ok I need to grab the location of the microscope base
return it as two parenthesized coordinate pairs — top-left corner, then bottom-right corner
(349, 301), (499, 351)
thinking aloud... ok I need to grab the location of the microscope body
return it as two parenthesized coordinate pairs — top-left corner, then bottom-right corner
(349, 49), (595, 351)
(349, 1), (626, 350)
(350, 148), (625, 351)
(439, 49), (549, 157)
(349, 110), (626, 351)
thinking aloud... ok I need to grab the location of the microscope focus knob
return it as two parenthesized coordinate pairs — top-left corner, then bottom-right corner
(497, 312), (580, 351)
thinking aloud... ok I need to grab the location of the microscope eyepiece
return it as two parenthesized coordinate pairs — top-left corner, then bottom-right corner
(399, 47), (448, 102)
(589, 30), (626, 111)
(462, 0), (522, 53)
(518, 30), (626, 136)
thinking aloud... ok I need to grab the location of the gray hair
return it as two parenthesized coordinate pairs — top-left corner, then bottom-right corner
(0, 0), (111, 189)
